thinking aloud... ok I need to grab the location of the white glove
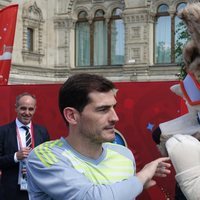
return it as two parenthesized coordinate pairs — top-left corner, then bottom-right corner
(166, 134), (200, 200)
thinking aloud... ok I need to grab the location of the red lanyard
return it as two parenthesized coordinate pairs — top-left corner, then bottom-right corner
(16, 124), (35, 149)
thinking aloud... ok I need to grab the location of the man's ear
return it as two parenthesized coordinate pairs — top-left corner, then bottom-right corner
(63, 107), (79, 125)
(15, 104), (18, 113)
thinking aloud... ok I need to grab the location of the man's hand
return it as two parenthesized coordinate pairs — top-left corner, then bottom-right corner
(136, 157), (171, 189)
(16, 147), (32, 160)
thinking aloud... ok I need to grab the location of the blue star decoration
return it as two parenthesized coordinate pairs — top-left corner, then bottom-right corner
(147, 122), (154, 132)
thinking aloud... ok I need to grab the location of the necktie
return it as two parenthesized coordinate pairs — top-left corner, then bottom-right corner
(21, 126), (32, 147)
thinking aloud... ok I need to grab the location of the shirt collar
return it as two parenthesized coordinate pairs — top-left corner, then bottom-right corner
(15, 118), (31, 129)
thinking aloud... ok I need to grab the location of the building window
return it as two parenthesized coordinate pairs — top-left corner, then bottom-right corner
(93, 9), (107, 66)
(75, 11), (90, 67)
(110, 8), (124, 65)
(22, 2), (44, 63)
(155, 4), (171, 64)
(75, 8), (124, 67)
(27, 28), (34, 51)
(155, 2), (187, 64)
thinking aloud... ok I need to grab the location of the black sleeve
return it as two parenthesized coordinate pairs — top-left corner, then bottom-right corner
(152, 126), (161, 144)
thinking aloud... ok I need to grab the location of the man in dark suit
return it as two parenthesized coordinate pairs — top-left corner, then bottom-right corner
(0, 92), (50, 200)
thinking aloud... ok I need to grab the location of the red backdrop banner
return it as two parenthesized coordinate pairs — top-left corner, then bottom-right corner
(0, 4), (18, 85)
(0, 81), (183, 199)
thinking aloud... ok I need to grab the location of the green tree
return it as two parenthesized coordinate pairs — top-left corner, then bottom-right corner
(175, 21), (190, 80)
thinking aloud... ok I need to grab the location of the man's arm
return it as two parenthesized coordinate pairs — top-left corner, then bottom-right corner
(27, 152), (143, 200)
(27, 150), (170, 200)
(0, 126), (18, 169)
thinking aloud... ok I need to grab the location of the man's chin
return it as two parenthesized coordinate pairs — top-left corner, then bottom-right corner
(98, 131), (116, 143)
(22, 119), (31, 125)
(104, 135), (116, 143)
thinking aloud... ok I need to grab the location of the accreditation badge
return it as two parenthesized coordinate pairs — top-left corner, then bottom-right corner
(20, 161), (28, 190)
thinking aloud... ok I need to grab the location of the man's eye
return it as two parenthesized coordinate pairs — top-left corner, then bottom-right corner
(20, 107), (34, 111)
(99, 108), (107, 112)
(97, 107), (109, 112)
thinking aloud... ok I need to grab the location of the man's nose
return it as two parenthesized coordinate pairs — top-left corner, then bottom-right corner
(110, 108), (119, 122)
(24, 108), (31, 114)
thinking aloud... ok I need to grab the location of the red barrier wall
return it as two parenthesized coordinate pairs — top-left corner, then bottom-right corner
(0, 81), (182, 199)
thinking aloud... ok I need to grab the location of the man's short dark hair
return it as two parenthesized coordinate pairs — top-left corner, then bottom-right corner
(59, 73), (115, 117)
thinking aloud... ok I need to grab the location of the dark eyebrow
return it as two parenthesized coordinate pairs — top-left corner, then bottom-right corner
(95, 103), (117, 111)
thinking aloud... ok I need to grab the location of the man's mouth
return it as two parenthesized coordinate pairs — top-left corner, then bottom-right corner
(105, 126), (115, 132)
(22, 116), (31, 120)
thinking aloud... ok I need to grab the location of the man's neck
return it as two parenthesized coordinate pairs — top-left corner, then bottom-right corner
(15, 118), (31, 128)
(65, 135), (103, 160)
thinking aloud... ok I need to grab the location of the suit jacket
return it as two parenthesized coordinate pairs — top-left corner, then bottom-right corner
(0, 120), (50, 200)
